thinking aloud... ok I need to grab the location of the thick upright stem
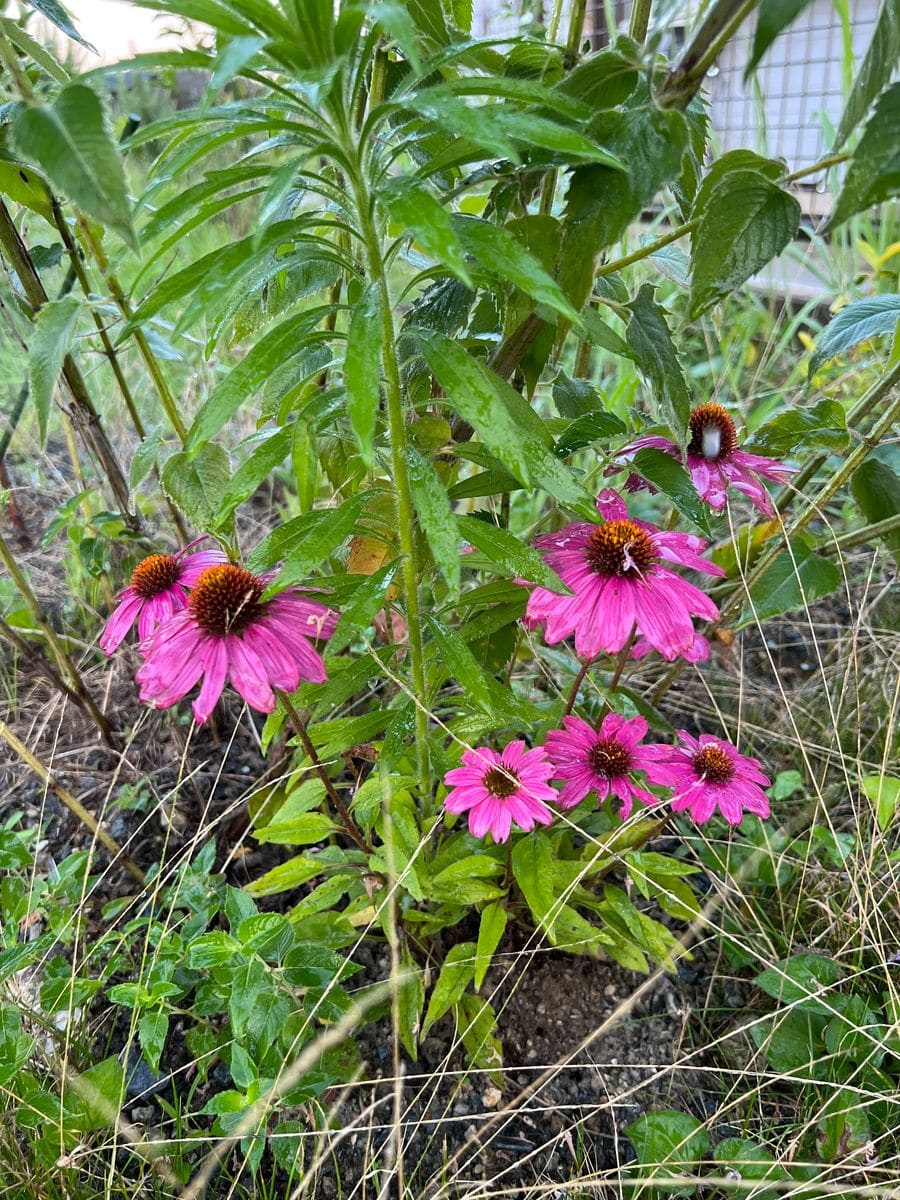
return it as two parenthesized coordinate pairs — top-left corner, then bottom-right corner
(657, 0), (758, 109)
(352, 176), (431, 793)
(629, 0), (653, 43)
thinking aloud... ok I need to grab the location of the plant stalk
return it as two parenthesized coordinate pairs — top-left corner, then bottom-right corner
(0, 528), (114, 743)
(277, 690), (373, 855)
(629, 0), (654, 43)
(352, 175), (431, 795)
(0, 200), (138, 527)
(0, 720), (142, 881)
(820, 512), (900, 555)
(657, 0), (759, 109)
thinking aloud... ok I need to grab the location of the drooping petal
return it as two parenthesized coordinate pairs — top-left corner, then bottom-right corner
(192, 637), (229, 723)
(227, 637), (276, 713)
(99, 591), (144, 655)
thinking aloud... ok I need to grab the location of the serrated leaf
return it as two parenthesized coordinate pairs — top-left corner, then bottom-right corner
(29, 294), (81, 447)
(747, 399), (848, 455)
(457, 514), (568, 593)
(380, 179), (472, 286)
(273, 493), (368, 589)
(689, 171), (799, 316)
(418, 330), (592, 514)
(129, 427), (164, 490)
(851, 456), (900, 565)
(161, 443), (231, 533)
(745, 0), (815, 76)
(691, 150), (784, 219)
(626, 285), (691, 439)
(13, 83), (135, 250)
(425, 614), (500, 717)
(828, 83), (900, 230)
(577, 306), (636, 361)
(345, 286), (381, 467)
(834, 0), (900, 148)
(214, 426), (292, 527)
(739, 537), (841, 627)
(23, 0), (94, 49)
(0, 154), (54, 222)
(451, 214), (578, 322)
(809, 294), (900, 374)
(407, 447), (459, 596)
(555, 410), (627, 457)
(631, 447), (713, 536)
(228, 956), (269, 1039)
(422, 942), (476, 1035)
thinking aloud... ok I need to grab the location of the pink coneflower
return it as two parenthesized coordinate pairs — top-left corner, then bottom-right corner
(100, 545), (227, 655)
(443, 740), (556, 843)
(522, 491), (724, 662)
(544, 712), (661, 819)
(136, 563), (337, 723)
(616, 402), (795, 517)
(643, 730), (771, 825)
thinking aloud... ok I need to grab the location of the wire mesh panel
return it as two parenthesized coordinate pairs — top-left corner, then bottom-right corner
(708, 0), (878, 176)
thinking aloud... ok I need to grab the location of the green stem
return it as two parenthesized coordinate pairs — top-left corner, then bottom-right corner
(596, 218), (699, 277)
(629, 0), (654, 43)
(657, 0), (758, 109)
(821, 512), (900, 556)
(349, 174), (431, 795)
(278, 690), (372, 855)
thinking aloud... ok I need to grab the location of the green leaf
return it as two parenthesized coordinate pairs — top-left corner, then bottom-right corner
(22, 0), (94, 50)
(397, 945), (424, 1059)
(828, 83), (900, 230)
(555, 410), (627, 458)
(693, 154), (785, 218)
(809, 294), (900, 374)
(65, 1057), (125, 1131)
(754, 953), (841, 1014)
(187, 931), (240, 969)
(138, 1010), (169, 1073)
(429, 857), (506, 904)
(451, 214), (578, 322)
(345, 285), (381, 466)
(689, 171), (800, 316)
(161, 443), (231, 533)
(457, 514), (568, 593)
(474, 902), (507, 991)
(739, 537), (841, 627)
(29, 295), (81, 448)
(747, 399), (848, 455)
(851, 457), (900, 565)
(453, 992), (503, 1086)
(244, 854), (325, 897)
(407, 448), (460, 596)
(129, 427), (164, 489)
(626, 285), (692, 439)
(862, 773), (900, 831)
(213, 426), (292, 527)
(186, 309), (333, 452)
(751, 1008), (825, 1073)
(577, 306), (635, 361)
(274, 493), (368, 588)
(329, 562), (398, 654)
(0, 153), (54, 222)
(253, 812), (337, 845)
(626, 1110), (709, 1187)
(380, 179), (473, 287)
(631, 447), (713, 536)
(12, 83), (135, 251)
(228, 956), (270, 1039)
(418, 331), (592, 514)
(745, 0), (815, 75)
(424, 613), (508, 716)
(834, 0), (900, 148)
(422, 942), (476, 1035)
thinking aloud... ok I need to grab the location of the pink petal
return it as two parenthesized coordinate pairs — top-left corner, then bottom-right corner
(192, 638), (229, 723)
(99, 591), (143, 655)
(596, 489), (629, 522)
(227, 637), (276, 713)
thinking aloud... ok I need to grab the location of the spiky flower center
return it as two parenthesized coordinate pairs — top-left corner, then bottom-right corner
(588, 737), (632, 779)
(585, 520), (657, 577)
(693, 744), (735, 784)
(130, 553), (180, 599)
(483, 766), (519, 798)
(189, 564), (266, 637)
(688, 403), (737, 461)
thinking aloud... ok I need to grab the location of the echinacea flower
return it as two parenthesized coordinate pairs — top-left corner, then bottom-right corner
(642, 730), (771, 825)
(521, 490), (724, 662)
(443, 740), (556, 843)
(100, 544), (227, 655)
(544, 712), (662, 819)
(136, 563), (337, 723)
(615, 402), (795, 517)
